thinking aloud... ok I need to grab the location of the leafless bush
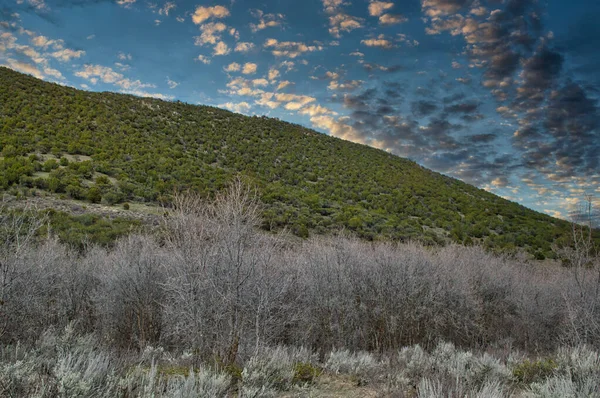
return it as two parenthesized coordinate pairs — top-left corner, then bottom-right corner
(2, 180), (600, 365)
(94, 234), (165, 349)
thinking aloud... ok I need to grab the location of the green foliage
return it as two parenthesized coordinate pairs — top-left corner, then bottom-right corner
(39, 210), (140, 249)
(0, 66), (578, 252)
(292, 362), (322, 384)
(512, 358), (557, 384)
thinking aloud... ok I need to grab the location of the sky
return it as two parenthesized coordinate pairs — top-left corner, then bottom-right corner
(1, 0), (599, 222)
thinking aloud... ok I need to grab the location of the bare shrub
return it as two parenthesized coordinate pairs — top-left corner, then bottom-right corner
(94, 234), (165, 348)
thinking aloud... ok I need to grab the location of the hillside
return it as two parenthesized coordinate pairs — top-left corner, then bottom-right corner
(0, 66), (573, 256)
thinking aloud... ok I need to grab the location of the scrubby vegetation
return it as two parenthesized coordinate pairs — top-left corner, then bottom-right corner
(1, 180), (599, 396)
(3, 329), (599, 397)
(1, 66), (588, 256)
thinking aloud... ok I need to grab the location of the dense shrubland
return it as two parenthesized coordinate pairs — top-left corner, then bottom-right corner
(1, 180), (600, 396)
(1, 66), (583, 256)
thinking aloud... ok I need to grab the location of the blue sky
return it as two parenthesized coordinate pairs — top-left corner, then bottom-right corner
(1, 0), (599, 221)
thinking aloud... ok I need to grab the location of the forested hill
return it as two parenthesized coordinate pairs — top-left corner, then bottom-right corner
(0, 66), (572, 256)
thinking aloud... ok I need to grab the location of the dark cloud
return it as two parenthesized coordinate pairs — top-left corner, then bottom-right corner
(443, 101), (479, 115)
(411, 100), (438, 117)
(421, 0), (600, 187)
(468, 133), (497, 144)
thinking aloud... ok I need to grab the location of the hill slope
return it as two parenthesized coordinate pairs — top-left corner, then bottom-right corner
(0, 67), (572, 255)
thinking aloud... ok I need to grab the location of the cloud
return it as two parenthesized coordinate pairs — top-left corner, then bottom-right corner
(116, 0), (136, 8)
(234, 42), (254, 52)
(276, 80), (292, 90)
(242, 62), (257, 75)
(117, 52), (132, 61)
(328, 79), (362, 91)
(158, 2), (175, 16)
(3, 58), (43, 78)
(322, 0), (363, 38)
(396, 34), (419, 47)
(415, 0), (600, 201)
(166, 77), (179, 89)
(421, 0), (473, 17)
(17, 0), (48, 10)
(197, 54), (211, 64)
(299, 104), (336, 117)
(411, 100), (438, 117)
(251, 78), (269, 87)
(50, 48), (84, 62)
(368, 1), (394, 17)
(250, 9), (285, 32)
(0, 29), (77, 79)
(195, 22), (227, 45)
(224, 62), (240, 72)
(361, 34), (394, 49)
(379, 14), (407, 25)
(191, 5), (229, 25)
(310, 114), (365, 143)
(125, 89), (174, 100)
(220, 101), (251, 114)
(30, 35), (60, 49)
(213, 41), (230, 56)
(74, 65), (173, 100)
(268, 67), (280, 81)
(264, 38), (323, 58)
(327, 13), (364, 38)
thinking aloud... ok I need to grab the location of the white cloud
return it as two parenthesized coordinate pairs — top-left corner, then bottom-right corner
(50, 48), (85, 62)
(250, 10), (285, 32)
(213, 41), (230, 56)
(299, 104), (336, 117)
(43, 67), (63, 79)
(220, 101), (251, 114)
(117, 52), (132, 61)
(116, 0), (136, 8)
(158, 2), (176, 16)
(30, 35), (57, 49)
(361, 35), (394, 49)
(197, 55), (211, 64)
(17, 0), (48, 10)
(195, 22), (227, 45)
(368, 1), (394, 17)
(234, 42), (255, 52)
(224, 62), (241, 72)
(379, 14), (407, 25)
(264, 38), (323, 58)
(3, 58), (43, 79)
(268, 67), (280, 81)
(322, 0), (364, 38)
(192, 5), (230, 24)
(252, 78), (269, 87)
(125, 89), (174, 100)
(114, 62), (130, 71)
(167, 77), (179, 89)
(276, 80), (292, 90)
(310, 114), (364, 143)
(242, 62), (257, 75)
(76, 64), (173, 100)
(327, 13), (363, 38)
(328, 79), (362, 91)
